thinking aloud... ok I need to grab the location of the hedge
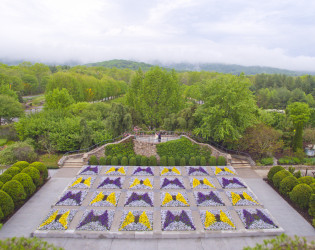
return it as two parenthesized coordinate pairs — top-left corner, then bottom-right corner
(2, 180), (26, 206)
(175, 156), (180, 166)
(0, 208), (3, 221)
(290, 184), (313, 209)
(168, 157), (175, 166)
(149, 156), (157, 166)
(129, 157), (136, 166)
(200, 157), (206, 166)
(267, 166), (284, 182)
(0, 173), (12, 184)
(195, 156), (201, 165)
(21, 167), (41, 187)
(0, 237), (64, 250)
(180, 157), (186, 166)
(278, 157), (301, 165)
(141, 156), (148, 166)
(310, 183), (315, 193)
(272, 170), (292, 189)
(29, 162), (48, 180)
(121, 157), (128, 166)
(189, 157), (196, 166)
(217, 156), (227, 166)
(89, 155), (99, 165)
(105, 138), (135, 156)
(12, 173), (36, 197)
(4, 167), (20, 177)
(136, 155), (142, 166)
(0, 181), (3, 189)
(99, 157), (106, 165)
(0, 190), (14, 218)
(105, 156), (112, 165)
(309, 194), (315, 217)
(12, 161), (29, 171)
(160, 156), (167, 166)
(298, 176), (314, 186)
(208, 156), (217, 166)
(279, 176), (299, 196)
(260, 157), (274, 166)
(111, 157), (118, 166)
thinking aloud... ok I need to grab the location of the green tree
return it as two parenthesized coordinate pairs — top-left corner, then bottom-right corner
(106, 103), (132, 137)
(0, 95), (24, 125)
(45, 88), (74, 110)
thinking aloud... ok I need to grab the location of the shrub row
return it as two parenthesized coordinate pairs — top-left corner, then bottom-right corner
(104, 138), (135, 157)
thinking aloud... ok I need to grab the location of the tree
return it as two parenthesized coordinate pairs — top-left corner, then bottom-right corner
(0, 95), (24, 125)
(106, 103), (132, 137)
(195, 74), (258, 142)
(286, 102), (310, 151)
(45, 88), (75, 110)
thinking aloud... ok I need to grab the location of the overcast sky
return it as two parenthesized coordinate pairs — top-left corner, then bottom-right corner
(1, 0), (315, 71)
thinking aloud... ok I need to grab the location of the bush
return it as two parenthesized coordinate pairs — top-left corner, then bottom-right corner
(89, 155), (99, 165)
(298, 176), (314, 185)
(293, 170), (302, 179)
(267, 165), (284, 181)
(217, 156), (226, 166)
(0, 141), (37, 165)
(149, 156), (157, 166)
(279, 176), (299, 196)
(168, 157), (175, 166)
(0, 181), (3, 189)
(141, 156), (148, 166)
(0, 237), (63, 250)
(11, 161), (29, 171)
(105, 155), (112, 165)
(160, 156), (167, 166)
(136, 155), (142, 166)
(99, 157), (106, 165)
(288, 166), (295, 174)
(12, 173), (36, 197)
(4, 167), (20, 177)
(29, 162), (48, 180)
(121, 157), (128, 166)
(189, 157), (196, 166)
(195, 156), (201, 166)
(129, 157), (136, 166)
(0, 190), (14, 217)
(116, 154), (123, 165)
(0, 173), (12, 184)
(272, 170), (292, 189)
(2, 180), (26, 206)
(175, 156), (180, 166)
(184, 154), (190, 163)
(180, 157), (186, 166)
(111, 156), (118, 165)
(289, 184), (312, 209)
(200, 157), (206, 166)
(260, 157), (273, 166)
(208, 156), (217, 166)
(0, 208), (3, 221)
(278, 157), (301, 165)
(310, 183), (315, 193)
(105, 138), (135, 156)
(308, 194), (315, 217)
(21, 167), (41, 187)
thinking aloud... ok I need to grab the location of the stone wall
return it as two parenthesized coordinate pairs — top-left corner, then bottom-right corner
(133, 140), (160, 160)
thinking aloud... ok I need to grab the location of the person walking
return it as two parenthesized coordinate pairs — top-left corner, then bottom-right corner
(158, 132), (162, 143)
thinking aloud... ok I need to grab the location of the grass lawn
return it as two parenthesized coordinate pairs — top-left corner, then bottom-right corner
(39, 154), (62, 169)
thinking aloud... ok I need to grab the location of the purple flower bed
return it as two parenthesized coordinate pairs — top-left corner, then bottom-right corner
(160, 177), (185, 189)
(194, 191), (224, 206)
(119, 210), (153, 231)
(217, 177), (247, 189)
(200, 210), (236, 230)
(77, 209), (115, 231)
(128, 177), (154, 189)
(186, 166), (209, 176)
(132, 166), (154, 176)
(190, 177), (216, 189)
(161, 191), (189, 207)
(56, 190), (87, 206)
(89, 191), (121, 207)
(161, 210), (196, 231)
(237, 208), (278, 229)
(160, 166), (181, 176)
(97, 177), (125, 189)
(38, 209), (77, 230)
(79, 165), (100, 175)
(124, 191), (154, 207)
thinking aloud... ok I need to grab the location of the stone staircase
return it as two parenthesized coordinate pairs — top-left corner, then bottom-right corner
(62, 158), (84, 168)
(231, 157), (251, 168)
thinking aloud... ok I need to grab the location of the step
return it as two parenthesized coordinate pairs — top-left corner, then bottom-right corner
(63, 164), (84, 168)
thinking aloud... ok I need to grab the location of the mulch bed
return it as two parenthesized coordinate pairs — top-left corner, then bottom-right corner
(264, 178), (313, 226)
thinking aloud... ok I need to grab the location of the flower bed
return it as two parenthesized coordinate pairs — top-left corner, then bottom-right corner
(190, 177), (216, 189)
(104, 166), (126, 176)
(194, 191), (224, 206)
(132, 166), (154, 176)
(38, 209), (77, 230)
(161, 191), (189, 207)
(226, 190), (259, 206)
(89, 191), (120, 207)
(186, 166), (209, 176)
(217, 177), (247, 189)
(160, 167), (181, 176)
(97, 177), (125, 189)
(55, 190), (87, 206)
(160, 177), (185, 189)
(119, 210), (153, 231)
(68, 176), (95, 189)
(124, 191), (154, 207)
(200, 210), (236, 230)
(77, 209), (115, 231)
(79, 165), (101, 175)
(161, 210), (196, 231)
(212, 166), (236, 176)
(237, 208), (278, 229)
(128, 177), (154, 189)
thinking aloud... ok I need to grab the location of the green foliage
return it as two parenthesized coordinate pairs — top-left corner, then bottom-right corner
(0, 174), (12, 184)
(160, 156), (167, 166)
(140, 156), (148, 166)
(105, 156), (112, 165)
(180, 157), (186, 166)
(0, 237), (64, 250)
(99, 157), (106, 165)
(21, 167), (41, 187)
(260, 157), (274, 166)
(290, 184), (313, 209)
(278, 156), (301, 165)
(189, 157), (196, 166)
(12, 161), (29, 171)
(195, 156), (201, 165)
(136, 155), (142, 166)
(208, 156), (217, 166)
(105, 138), (135, 156)
(29, 162), (48, 180)
(217, 156), (227, 166)
(89, 155), (99, 165)
(129, 157), (136, 166)
(0, 141), (37, 165)
(12, 173), (36, 197)
(308, 194), (315, 217)
(298, 176), (314, 185)
(175, 156), (181, 166)
(111, 157), (118, 165)
(2, 180), (26, 206)
(0, 190), (14, 217)
(4, 167), (20, 177)
(279, 176), (299, 196)
(309, 183), (315, 193)
(267, 165), (285, 181)
(45, 88), (74, 110)
(0, 181), (3, 189)
(0, 94), (24, 125)
(272, 170), (292, 188)
(200, 157), (206, 166)
(184, 154), (190, 163)
(121, 157), (128, 166)
(116, 154), (122, 165)
(0, 208), (3, 221)
(168, 157), (175, 166)
(149, 156), (157, 166)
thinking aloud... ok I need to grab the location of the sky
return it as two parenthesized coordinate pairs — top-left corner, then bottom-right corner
(1, 0), (315, 71)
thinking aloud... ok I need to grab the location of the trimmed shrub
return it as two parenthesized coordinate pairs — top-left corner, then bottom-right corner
(217, 156), (226, 166)
(105, 156), (112, 165)
(184, 154), (190, 163)
(149, 156), (157, 166)
(160, 156), (167, 166)
(12, 161), (29, 171)
(0, 207), (3, 221)
(260, 157), (273, 166)
(298, 176), (314, 185)
(200, 157), (206, 166)
(12, 173), (36, 197)
(293, 170), (302, 179)
(2, 180), (26, 206)
(310, 183), (315, 193)
(0, 141), (37, 165)
(29, 162), (48, 180)
(168, 157), (175, 166)
(121, 157), (128, 166)
(195, 156), (201, 165)
(175, 156), (180, 166)
(267, 166), (284, 182)
(273, 170), (292, 189)
(208, 156), (217, 166)
(128, 154), (134, 161)
(189, 157), (196, 166)
(136, 155), (142, 166)
(21, 167), (41, 187)
(288, 166), (296, 174)
(0, 173), (12, 184)
(99, 157), (106, 165)
(111, 156), (118, 166)
(116, 154), (123, 165)
(0, 237), (63, 249)
(129, 157), (136, 166)
(0, 181), (3, 189)
(0, 190), (14, 217)
(290, 184), (313, 209)
(279, 176), (299, 196)
(89, 155), (99, 165)
(141, 156), (148, 166)
(4, 167), (20, 177)
(180, 157), (186, 166)
(308, 194), (315, 217)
